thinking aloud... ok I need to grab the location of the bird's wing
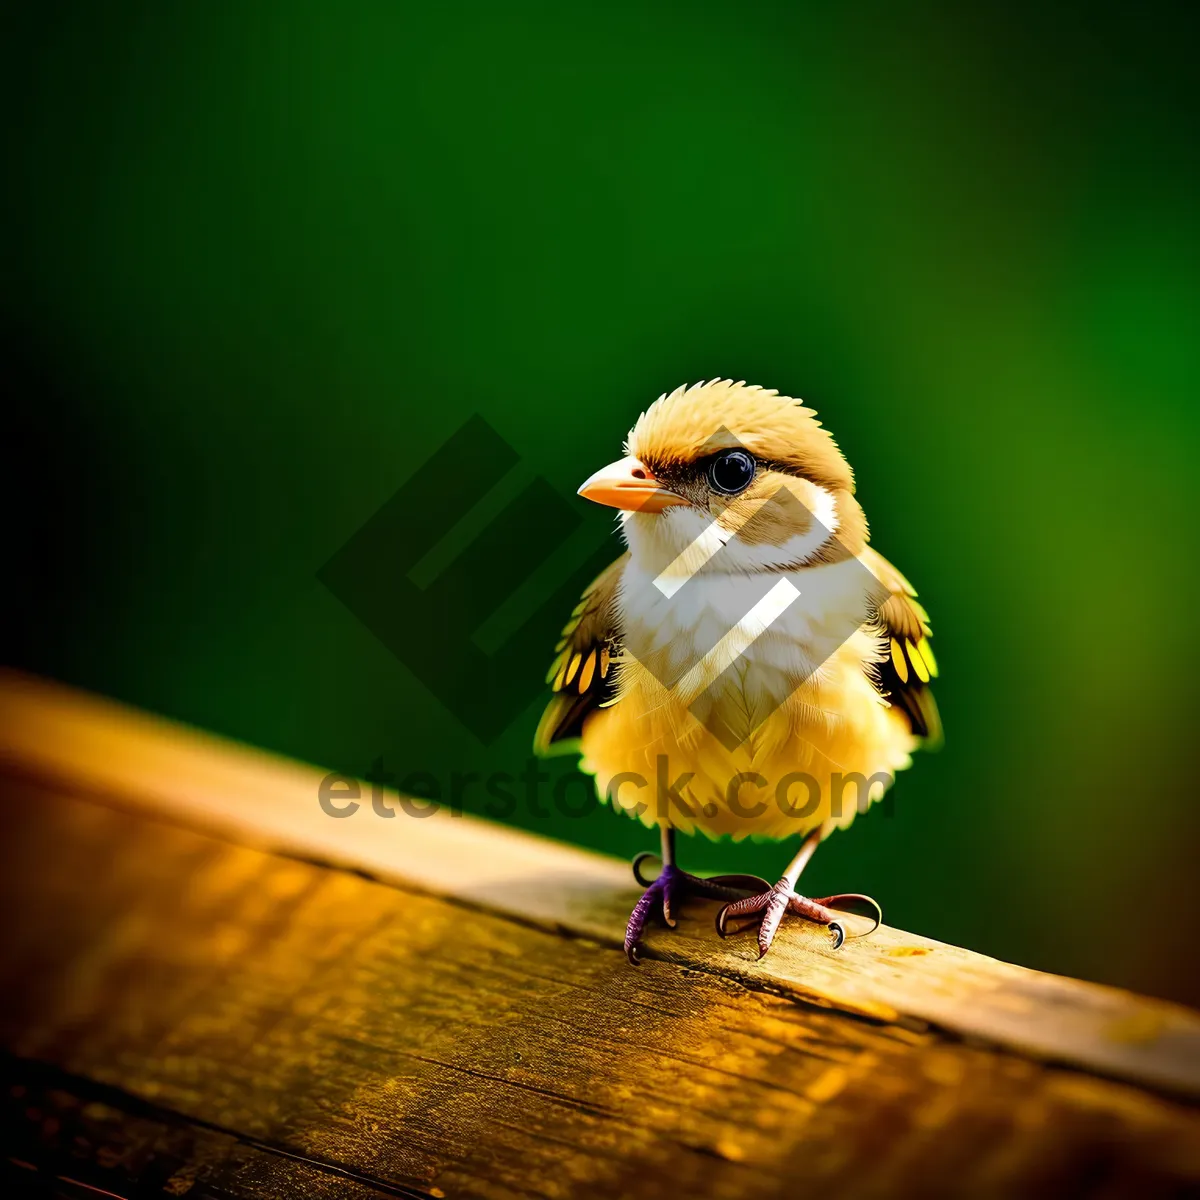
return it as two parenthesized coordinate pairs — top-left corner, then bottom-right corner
(533, 552), (627, 753)
(862, 546), (943, 746)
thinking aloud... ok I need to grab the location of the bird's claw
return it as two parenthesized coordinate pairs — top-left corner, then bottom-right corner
(715, 881), (881, 959)
(817, 893), (882, 941)
(623, 859), (767, 965)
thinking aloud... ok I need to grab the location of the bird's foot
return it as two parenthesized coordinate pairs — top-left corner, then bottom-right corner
(715, 880), (882, 960)
(624, 853), (767, 965)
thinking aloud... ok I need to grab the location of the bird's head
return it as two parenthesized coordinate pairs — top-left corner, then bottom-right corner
(578, 380), (868, 575)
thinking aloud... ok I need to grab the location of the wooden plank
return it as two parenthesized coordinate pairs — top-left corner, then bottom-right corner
(0, 779), (1198, 1200)
(1, 1054), (407, 1199)
(1, 669), (1198, 1101)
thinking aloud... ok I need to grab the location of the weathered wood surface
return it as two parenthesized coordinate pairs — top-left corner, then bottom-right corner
(0, 670), (1199, 1199)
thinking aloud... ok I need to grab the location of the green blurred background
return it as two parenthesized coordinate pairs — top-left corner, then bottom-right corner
(4, 3), (1198, 1004)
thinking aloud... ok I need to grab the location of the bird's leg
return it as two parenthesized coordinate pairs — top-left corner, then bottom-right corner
(715, 828), (882, 960)
(623, 826), (767, 965)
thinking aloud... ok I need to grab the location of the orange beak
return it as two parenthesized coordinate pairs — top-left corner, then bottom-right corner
(577, 455), (689, 513)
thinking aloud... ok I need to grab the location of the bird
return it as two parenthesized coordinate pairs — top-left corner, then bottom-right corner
(534, 379), (940, 963)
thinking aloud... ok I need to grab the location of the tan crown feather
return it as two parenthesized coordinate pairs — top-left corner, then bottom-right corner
(625, 379), (855, 494)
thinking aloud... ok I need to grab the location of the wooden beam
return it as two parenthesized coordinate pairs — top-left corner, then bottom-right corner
(0, 670), (1198, 1198)
(1, 669), (1197, 1097)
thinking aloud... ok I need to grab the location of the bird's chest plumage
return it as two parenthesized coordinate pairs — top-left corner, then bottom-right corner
(578, 559), (917, 841)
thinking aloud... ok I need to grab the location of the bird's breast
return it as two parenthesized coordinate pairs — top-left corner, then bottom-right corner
(619, 556), (878, 677)
(574, 556), (914, 841)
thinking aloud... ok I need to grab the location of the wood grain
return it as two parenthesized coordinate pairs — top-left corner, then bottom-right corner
(1, 1054), (407, 1199)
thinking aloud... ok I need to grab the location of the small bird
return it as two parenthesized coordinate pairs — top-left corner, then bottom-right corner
(535, 380), (940, 963)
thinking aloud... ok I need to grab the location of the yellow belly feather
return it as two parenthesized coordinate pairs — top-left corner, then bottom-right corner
(579, 637), (916, 843)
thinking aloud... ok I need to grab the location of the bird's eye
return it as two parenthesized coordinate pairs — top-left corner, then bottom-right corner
(707, 449), (756, 495)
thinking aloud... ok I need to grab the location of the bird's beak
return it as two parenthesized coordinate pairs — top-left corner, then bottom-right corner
(577, 455), (688, 513)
